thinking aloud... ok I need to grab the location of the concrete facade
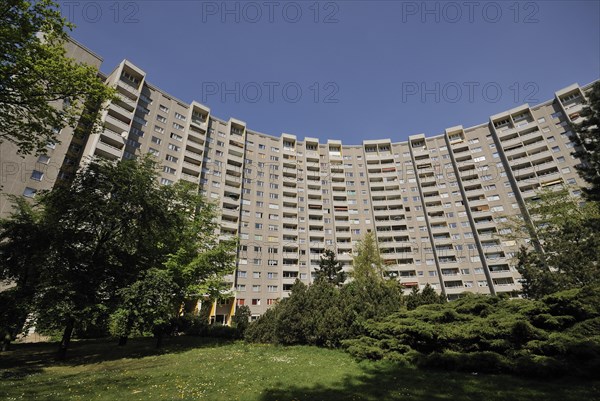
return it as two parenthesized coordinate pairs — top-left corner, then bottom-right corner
(0, 40), (592, 321)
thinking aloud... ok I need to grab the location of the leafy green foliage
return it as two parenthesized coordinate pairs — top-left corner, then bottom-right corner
(572, 82), (600, 201)
(245, 276), (404, 347)
(109, 269), (181, 344)
(314, 249), (346, 287)
(246, 234), (404, 347)
(231, 305), (251, 337)
(0, 156), (234, 356)
(406, 283), (446, 310)
(0, 0), (116, 154)
(343, 286), (600, 378)
(507, 189), (600, 298)
(351, 231), (385, 281)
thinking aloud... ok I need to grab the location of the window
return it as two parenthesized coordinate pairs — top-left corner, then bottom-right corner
(160, 178), (174, 185)
(252, 299), (261, 306)
(37, 155), (50, 164)
(30, 170), (43, 181)
(172, 122), (184, 130)
(23, 187), (37, 198)
(267, 285), (278, 292)
(168, 143), (180, 152)
(156, 115), (167, 123)
(174, 112), (186, 121)
(159, 104), (169, 112)
(165, 154), (178, 163)
(163, 166), (176, 174)
(170, 133), (183, 141)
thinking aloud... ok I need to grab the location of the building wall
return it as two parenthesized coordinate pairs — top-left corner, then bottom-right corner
(0, 45), (592, 319)
(0, 39), (104, 216)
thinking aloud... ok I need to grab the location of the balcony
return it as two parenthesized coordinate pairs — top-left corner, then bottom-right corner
(182, 161), (201, 171)
(185, 149), (203, 162)
(468, 198), (488, 208)
(496, 126), (517, 139)
(100, 129), (126, 148)
(108, 102), (133, 120)
(95, 140), (122, 160)
(104, 114), (130, 133)
(190, 117), (208, 131)
(180, 173), (199, 183)
(221, 208), (239, 218)
(220, 220), (238, 230)
(187, 129), (205, 145)
(444, 280), (464, 289)
(117, 79), (139, 99)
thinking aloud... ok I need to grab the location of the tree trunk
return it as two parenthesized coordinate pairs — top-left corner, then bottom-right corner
(57, 317), (75, 360)
(1, 333), (10, 352)
(118, 336), (128, 346)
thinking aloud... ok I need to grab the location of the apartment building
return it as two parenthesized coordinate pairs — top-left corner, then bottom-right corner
(0, 39), (592, 322)
(0, 40), (104, 216)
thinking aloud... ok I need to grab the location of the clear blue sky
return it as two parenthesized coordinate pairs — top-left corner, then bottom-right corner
(65, 1), (600, 144)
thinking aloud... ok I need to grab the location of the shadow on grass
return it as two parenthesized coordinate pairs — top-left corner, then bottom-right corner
(260, 360), (599, 401)
(0, 335), (233, 379)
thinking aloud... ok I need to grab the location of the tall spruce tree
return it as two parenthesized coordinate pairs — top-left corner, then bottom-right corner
(315, 249), (346, 287)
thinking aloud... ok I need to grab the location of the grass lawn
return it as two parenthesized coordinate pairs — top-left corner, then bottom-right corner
(1, 336), (598, 401)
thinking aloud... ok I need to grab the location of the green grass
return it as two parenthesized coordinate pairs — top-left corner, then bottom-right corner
(1, 336), (599, 401)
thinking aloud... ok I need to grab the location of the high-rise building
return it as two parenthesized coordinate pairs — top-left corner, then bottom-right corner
(0, 39), (593, 322)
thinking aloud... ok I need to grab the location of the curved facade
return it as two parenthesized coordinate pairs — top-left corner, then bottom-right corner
(2, 40), (593, 321)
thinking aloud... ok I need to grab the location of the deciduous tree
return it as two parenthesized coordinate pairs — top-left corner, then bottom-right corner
(1, 0), (115, 154)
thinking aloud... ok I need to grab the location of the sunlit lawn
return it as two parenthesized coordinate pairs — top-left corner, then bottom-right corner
(1, 336), (598, 401)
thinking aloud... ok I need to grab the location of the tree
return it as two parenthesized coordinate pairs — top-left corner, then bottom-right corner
(503, 188), (600, 298)
(0, 197), (48, 350)
(351, 232), (385, 282)
(0, 0), (115, 154)
(572, 82), (600, 201)
(109, 269), (182, 348)
(314, 249), (346, 287)
(231, 305), (251, 337)
(0, 156), (228, 358)
(406, 283), (446, 310)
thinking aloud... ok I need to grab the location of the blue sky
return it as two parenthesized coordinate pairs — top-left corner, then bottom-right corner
(65, 1), (599, 144)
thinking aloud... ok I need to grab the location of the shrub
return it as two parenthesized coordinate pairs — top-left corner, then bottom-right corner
(207, 324), (238, 339)
(231, 305), (251, 337)
(513, 354), (567, 378)
(178, 313), (209, 336)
